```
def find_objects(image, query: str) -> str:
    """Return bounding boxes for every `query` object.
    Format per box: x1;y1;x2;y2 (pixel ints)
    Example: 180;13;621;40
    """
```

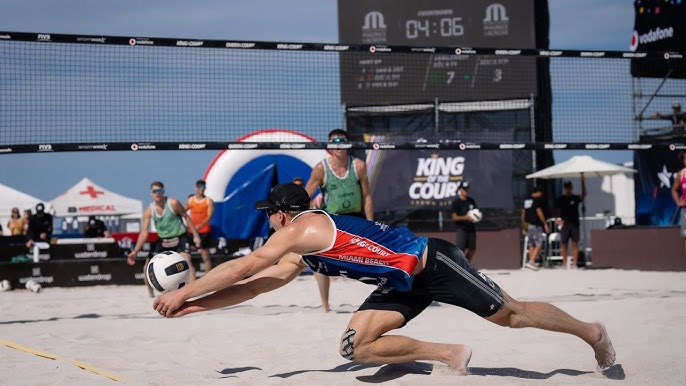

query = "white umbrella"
526;155;637;179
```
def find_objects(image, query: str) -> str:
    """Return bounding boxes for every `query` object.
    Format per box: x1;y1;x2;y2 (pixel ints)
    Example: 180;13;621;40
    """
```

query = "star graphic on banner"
656;165;673;188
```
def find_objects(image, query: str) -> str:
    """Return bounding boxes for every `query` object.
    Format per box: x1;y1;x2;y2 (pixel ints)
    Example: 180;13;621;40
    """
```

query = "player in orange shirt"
186;179;215;273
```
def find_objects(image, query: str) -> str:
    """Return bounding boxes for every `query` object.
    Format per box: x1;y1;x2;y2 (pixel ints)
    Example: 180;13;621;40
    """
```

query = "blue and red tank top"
294;210;428;291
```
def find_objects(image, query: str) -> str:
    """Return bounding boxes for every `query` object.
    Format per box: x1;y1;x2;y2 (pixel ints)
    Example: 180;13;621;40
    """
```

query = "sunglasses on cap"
196;183;206;188
151;188;165;194
329;137;348;143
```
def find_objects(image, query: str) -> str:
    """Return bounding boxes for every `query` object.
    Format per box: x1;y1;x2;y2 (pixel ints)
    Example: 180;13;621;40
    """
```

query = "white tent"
0;182;48;236
48;177;142;217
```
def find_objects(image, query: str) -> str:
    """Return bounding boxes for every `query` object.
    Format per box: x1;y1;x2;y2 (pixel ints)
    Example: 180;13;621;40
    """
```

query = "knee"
339;328;357;361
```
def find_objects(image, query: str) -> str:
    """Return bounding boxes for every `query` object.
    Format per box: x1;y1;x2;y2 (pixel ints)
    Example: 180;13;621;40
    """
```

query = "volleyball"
468;208;483;223
146;251;190;294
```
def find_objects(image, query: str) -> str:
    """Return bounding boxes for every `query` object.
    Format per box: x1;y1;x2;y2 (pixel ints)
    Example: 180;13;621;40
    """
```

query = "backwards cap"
254;183;311;211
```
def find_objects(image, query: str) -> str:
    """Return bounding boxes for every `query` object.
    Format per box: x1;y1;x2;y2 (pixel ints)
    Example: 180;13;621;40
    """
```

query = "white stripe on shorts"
435;251;504;304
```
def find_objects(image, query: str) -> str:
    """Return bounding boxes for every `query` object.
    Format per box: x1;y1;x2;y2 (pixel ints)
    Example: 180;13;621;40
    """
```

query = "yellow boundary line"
0;338;125;383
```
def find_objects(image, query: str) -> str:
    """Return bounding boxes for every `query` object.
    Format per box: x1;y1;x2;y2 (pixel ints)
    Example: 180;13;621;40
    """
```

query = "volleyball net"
1;30;685;154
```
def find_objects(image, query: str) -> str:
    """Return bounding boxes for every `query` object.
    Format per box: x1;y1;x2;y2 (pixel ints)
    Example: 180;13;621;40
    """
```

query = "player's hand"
153;291;186;318
193;235;201;248
126;251;137;266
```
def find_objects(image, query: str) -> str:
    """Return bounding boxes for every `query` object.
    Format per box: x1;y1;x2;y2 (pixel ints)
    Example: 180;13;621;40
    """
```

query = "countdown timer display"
338;0;538;106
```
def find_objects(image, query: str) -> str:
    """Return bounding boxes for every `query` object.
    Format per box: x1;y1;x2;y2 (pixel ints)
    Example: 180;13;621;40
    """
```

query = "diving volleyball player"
153;183;616;373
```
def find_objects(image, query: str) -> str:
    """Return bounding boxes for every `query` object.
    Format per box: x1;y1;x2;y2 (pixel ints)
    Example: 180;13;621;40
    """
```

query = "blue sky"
0;0;636;206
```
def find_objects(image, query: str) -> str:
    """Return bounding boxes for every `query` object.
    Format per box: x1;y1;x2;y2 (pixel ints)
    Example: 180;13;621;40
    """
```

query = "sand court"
2;269;685;385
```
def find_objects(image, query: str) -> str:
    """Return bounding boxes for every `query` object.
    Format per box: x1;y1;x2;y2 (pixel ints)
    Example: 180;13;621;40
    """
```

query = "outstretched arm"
168;253;306;317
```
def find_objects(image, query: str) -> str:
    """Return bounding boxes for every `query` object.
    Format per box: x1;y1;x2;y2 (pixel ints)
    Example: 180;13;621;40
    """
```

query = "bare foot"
444;344;472;375
592;322;616;370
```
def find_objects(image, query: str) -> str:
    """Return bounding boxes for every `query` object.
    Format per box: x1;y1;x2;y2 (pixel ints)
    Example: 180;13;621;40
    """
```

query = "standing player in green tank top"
305;129;374;312
127;181;201;297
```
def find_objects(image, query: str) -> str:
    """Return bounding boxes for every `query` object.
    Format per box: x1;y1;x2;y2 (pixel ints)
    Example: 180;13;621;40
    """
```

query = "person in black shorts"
554;176;586;269
450;181;479;261
521;187;550;270
154;183;616;373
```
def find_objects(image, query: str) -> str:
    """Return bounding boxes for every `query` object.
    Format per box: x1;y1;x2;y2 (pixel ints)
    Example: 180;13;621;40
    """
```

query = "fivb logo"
483;3;509;37
361;11;387;43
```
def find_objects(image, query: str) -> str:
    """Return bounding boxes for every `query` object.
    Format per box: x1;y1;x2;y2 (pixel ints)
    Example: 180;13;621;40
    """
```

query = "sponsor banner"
0;141;682;155
371;148;514;211
0;256;233;288
630;2;686;78
634;147;684;226
0;242;123;262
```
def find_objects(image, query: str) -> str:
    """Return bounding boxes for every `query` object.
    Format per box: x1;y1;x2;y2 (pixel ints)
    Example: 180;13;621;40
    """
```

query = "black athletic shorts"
153;233;192;254
455;228;477;250
195;232;212;249
357;238;504;325
559;222;580;243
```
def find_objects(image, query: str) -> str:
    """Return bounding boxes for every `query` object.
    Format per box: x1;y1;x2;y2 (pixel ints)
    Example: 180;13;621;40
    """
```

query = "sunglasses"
196;184;206;189
329;137;348;143
151;189;165;194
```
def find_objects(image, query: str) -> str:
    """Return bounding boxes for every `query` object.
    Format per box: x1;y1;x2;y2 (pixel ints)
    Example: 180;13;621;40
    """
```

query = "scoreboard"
338;0;539;106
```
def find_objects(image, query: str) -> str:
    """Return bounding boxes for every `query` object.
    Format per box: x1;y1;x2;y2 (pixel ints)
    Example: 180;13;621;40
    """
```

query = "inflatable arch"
203;129;329;239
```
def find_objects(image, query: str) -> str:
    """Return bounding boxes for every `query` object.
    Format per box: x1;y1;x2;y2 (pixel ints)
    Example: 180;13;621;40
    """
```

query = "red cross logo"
80;185;104;199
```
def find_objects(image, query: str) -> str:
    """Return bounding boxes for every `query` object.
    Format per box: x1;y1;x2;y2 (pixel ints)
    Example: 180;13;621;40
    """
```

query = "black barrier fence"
0;256;232;290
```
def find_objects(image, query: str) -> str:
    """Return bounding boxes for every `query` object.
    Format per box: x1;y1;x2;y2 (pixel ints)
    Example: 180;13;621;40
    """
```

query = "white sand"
2;269;686;385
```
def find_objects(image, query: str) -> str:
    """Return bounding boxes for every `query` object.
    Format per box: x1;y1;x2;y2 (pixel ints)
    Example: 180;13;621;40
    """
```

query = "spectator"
26;203;53;248
186;179;215;273
127;181;201;297
304;129;374;312
84;215;110;238
21;209;31;235
671;151;686;255
6;207;24;236
654;102;685;133
521;187;550;270
450;182;479;262
554;176;587;269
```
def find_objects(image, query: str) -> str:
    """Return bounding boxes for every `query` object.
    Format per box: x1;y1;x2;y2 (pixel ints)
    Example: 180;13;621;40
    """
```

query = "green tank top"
152;199;186;239
321;156;363;214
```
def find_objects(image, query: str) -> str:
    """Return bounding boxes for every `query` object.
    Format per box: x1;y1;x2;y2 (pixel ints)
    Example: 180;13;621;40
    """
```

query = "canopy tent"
0;182;49;235
526;155;637;180
48;177;142;217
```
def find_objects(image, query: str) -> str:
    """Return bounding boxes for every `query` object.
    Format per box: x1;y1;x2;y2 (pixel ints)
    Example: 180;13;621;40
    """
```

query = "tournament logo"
408;154;465;206
483;3;509;37
361;11;387;44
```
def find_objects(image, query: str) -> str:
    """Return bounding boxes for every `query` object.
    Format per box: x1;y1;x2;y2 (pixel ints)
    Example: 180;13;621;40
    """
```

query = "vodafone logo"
630;31;638;52
131;143;139;151
129;38;136;46
369;46;376;53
